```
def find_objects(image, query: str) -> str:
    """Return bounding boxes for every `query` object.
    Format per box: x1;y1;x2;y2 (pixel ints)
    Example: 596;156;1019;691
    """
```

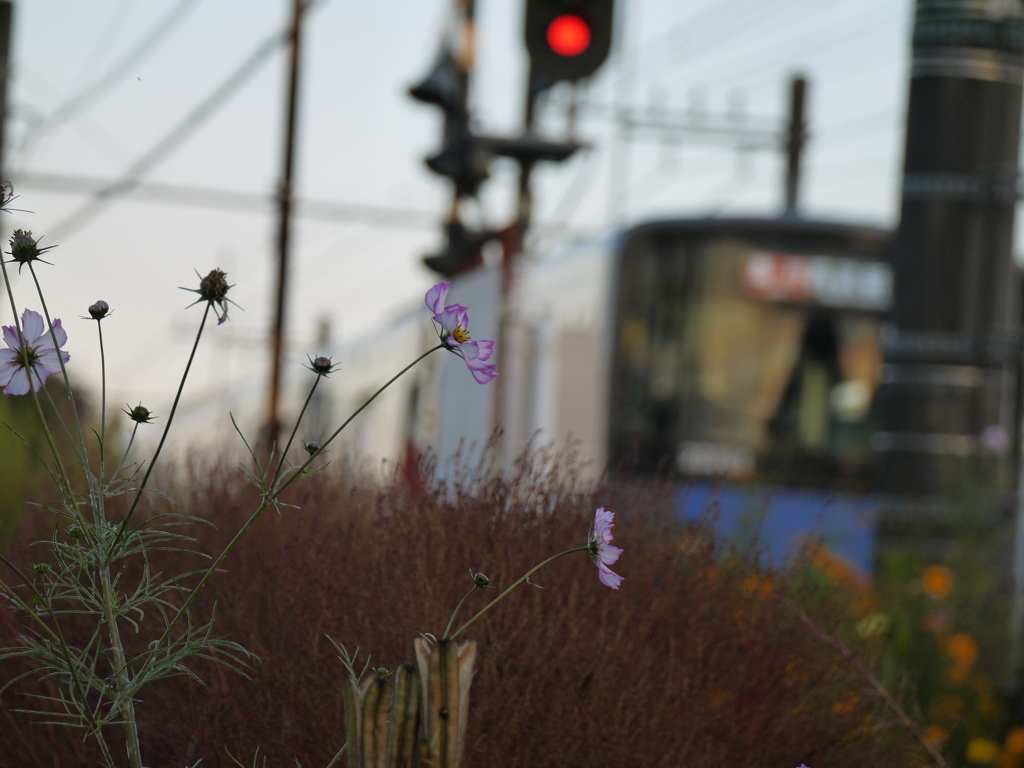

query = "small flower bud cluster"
181;268;236;325
9;230;37;262
123;403;156;424
306;354;339;377
7;229;56;272
198;269;231;304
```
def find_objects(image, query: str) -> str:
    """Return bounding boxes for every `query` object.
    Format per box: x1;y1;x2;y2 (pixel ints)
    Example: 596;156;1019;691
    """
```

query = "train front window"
611;232;890;490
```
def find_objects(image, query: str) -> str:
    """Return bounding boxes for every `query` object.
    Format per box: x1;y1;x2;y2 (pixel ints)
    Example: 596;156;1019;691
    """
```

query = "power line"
668;0;900;94
18;0;203;158
625;0;794;79
47;0;332;242
14;171;439;229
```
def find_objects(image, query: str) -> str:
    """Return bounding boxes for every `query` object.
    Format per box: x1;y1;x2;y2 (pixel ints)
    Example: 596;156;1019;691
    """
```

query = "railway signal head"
408;48;490;198
408;49;464;113
525;0;615;84
423;220;493;277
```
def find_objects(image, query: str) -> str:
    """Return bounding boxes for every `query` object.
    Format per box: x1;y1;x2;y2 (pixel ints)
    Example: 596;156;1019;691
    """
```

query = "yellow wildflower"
966;737;999;764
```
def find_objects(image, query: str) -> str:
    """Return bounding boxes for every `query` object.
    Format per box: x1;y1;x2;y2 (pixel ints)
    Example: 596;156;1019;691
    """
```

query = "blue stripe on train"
676;479;878;574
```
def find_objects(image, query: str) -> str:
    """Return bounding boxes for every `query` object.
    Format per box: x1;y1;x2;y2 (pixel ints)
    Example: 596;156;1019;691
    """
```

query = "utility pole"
0;1;11;183
783;75;806;215
493;71;542;443
264;0;305;447
875;0;1024;500
0;2;13;327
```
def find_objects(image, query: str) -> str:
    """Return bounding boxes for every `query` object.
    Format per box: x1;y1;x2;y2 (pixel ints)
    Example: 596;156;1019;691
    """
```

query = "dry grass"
0;449;928;768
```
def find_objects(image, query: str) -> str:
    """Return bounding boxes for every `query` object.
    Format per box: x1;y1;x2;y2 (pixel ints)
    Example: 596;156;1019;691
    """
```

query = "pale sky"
3;0;912;450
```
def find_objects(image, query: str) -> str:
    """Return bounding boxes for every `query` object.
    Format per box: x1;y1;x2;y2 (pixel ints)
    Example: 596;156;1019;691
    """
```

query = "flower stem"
98;563;143;768
119;303;211;533
0;256;73;497
270;374;320;487
272;343;445;497
0;554;86;703
154;497;269;651
449;547;588;640
106;423;139;489
97;319;107;482
29;263;86;456
158;344;444;648
442;584;479;640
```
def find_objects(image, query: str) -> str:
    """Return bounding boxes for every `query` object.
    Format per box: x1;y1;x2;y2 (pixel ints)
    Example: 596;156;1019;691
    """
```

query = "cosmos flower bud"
304;441;321;455
32;563;50;574
10;230;37;261
470;571;491;588
181;268;236;324
198;269;230;303
123;403;156;424
310;356;334;375
67;525;83;538
88;300;110;320
8;229;56;272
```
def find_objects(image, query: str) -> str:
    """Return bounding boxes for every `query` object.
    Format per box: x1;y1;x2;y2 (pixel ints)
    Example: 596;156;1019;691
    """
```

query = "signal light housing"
525;0;614;84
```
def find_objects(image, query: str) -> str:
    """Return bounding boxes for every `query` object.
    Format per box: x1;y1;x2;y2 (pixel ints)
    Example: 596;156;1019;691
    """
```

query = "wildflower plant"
0;189;622;768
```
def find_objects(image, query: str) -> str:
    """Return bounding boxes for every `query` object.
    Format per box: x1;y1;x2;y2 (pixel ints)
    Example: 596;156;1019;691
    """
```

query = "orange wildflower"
742;574;775;599
832;693;859;715
930;694;965;719
922;564;954;599
947;633;979;669
1005;726;1024;756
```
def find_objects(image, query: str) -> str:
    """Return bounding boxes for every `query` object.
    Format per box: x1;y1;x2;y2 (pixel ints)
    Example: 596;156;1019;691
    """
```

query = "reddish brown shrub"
0;453;928;768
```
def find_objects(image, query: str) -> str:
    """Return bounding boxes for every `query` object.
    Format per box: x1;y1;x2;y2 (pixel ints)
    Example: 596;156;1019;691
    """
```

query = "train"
331;214;895;571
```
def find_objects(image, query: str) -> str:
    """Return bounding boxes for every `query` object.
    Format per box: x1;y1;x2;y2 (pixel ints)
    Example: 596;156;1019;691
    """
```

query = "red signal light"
546;14;591;57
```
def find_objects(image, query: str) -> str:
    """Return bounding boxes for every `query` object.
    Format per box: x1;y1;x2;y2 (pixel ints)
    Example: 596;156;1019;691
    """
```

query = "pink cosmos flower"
425;281;499;385
424;281;451;316
0;309;70;395
588;507;623;589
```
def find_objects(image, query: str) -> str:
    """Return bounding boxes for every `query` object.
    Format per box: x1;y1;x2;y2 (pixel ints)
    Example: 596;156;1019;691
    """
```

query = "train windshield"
609;226;892;491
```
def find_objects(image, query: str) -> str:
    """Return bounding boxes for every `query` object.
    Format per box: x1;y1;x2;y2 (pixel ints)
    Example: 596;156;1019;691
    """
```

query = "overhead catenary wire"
666;0;903;95
18;0;204;160
13;171;440;229
47;0;333;242
621;0;795;81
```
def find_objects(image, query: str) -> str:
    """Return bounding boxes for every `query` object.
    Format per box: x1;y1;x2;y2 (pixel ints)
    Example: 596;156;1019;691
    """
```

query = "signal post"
409;0;614;458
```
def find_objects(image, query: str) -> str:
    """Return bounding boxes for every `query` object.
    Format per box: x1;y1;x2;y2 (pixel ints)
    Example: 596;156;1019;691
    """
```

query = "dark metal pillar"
875;0;1024;500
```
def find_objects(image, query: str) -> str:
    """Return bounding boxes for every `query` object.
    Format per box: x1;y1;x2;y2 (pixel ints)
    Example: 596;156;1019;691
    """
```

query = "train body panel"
335;215;898;570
